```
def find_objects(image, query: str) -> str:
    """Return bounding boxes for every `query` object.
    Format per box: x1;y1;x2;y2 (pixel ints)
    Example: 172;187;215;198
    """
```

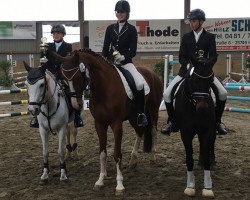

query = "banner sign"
89;20;181;52
204;18;250;51
0;21;36;39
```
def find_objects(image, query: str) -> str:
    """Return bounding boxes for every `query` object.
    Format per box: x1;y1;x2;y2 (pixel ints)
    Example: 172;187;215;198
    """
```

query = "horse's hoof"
60;177;68;182
39;178;48;185
94;184;104;190
184;187;195;196
115;188;125;196
202;189;214;198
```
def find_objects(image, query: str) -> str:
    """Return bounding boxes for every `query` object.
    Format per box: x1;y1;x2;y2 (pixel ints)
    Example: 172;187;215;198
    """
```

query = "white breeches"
122;63;144;91
163;75;227;103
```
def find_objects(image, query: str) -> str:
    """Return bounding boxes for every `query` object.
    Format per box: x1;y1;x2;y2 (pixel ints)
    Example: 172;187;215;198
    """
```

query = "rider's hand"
114;54;125;63
198;57;209;67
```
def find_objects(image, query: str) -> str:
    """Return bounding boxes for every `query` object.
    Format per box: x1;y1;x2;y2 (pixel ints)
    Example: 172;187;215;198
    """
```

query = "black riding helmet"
187;9;206;21
115;0;130;19
51;24;66;36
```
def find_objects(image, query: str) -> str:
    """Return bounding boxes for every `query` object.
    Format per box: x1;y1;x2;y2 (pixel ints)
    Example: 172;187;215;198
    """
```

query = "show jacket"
102;21;138;65
45;41;72;75
178;29;217;77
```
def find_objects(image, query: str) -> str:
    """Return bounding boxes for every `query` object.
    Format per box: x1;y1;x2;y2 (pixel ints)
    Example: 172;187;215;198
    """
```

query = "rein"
184;70;214;106
61;66;80;81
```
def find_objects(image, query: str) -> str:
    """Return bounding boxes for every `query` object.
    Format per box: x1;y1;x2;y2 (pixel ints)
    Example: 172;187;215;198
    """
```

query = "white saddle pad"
114;66;150;99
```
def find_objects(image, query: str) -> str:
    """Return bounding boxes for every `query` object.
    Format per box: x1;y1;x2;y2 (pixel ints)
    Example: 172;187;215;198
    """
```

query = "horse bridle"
61;63;89;98
28;76;48;107
185;69;214;105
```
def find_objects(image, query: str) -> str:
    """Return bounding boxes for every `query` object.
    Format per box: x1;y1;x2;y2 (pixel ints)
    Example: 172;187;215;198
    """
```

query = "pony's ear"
23;61;31;72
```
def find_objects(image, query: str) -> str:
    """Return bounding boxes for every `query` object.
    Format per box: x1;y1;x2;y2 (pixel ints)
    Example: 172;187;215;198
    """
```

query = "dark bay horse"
54;49;163;193
174;56;216;198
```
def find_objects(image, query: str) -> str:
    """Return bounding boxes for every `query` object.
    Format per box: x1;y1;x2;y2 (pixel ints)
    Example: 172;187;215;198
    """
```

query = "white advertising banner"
204;18;250;51
89;20;181;52
0;21;36;39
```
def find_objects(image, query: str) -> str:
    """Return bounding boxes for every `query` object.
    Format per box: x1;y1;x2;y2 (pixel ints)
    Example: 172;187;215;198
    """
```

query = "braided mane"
78;48;114;67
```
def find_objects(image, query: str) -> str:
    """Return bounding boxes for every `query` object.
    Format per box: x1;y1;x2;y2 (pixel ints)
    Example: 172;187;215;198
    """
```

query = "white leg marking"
202;170;214;198
116;160;125;192
129;136;141;167
95;151;107;187
184;171;196;196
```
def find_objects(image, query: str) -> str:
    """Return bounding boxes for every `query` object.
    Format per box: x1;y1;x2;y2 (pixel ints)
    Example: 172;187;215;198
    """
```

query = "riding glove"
114;54;125;63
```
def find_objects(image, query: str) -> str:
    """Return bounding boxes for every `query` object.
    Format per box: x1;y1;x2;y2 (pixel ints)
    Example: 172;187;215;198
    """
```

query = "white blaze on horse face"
68;81;80;110
26;79;45;115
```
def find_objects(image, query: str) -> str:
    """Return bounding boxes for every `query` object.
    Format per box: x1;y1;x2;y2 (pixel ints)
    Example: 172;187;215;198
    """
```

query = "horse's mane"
78;48;114;68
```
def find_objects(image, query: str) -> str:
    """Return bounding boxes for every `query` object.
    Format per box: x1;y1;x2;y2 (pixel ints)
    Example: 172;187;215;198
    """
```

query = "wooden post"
78;0;84;49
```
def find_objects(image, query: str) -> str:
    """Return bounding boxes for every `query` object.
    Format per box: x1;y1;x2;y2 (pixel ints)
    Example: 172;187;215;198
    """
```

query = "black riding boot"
74;110;83;128
215;100;227;135
161;102;179;135
135;88;148;127
30;116;39;128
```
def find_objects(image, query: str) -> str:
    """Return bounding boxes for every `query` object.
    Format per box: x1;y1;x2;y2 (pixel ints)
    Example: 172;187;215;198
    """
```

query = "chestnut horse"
54;49;163;193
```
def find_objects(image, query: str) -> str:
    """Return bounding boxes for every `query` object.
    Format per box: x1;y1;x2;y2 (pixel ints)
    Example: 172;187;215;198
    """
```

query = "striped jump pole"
227;96;250;101
224;86;250;91
0;100;28;106
0;89;27;95
0;111;30;118
225;107;250;113
224;83;250;86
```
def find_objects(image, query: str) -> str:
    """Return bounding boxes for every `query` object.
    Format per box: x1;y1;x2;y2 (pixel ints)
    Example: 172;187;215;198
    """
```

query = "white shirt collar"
193;28;204;42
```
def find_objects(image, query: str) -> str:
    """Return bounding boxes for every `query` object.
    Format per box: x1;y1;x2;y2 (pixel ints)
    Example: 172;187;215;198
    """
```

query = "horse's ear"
189;55;198;66
52;52;65;62
23;61;31;72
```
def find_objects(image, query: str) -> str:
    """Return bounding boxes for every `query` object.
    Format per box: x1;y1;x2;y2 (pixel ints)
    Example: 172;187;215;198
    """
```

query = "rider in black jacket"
102;0;148;127
30;24;83;128
161;9;228;135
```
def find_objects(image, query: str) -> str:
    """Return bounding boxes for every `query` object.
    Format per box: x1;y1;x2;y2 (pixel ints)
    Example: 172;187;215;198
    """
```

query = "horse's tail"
143;110;153;153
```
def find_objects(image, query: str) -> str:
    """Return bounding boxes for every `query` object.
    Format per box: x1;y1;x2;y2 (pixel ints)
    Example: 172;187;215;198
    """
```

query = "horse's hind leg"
129;134;142;168
40;129;49;183
58;127;68;181
66;122;78;159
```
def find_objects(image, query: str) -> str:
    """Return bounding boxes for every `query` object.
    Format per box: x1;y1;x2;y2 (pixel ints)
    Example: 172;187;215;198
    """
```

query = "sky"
1;0;249;42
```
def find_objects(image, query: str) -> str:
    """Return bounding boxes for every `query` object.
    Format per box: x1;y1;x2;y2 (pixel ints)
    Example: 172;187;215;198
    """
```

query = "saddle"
116;65;137;97
114;64;150;99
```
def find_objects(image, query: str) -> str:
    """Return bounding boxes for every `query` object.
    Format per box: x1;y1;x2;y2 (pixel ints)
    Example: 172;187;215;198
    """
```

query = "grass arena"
0;83;249;199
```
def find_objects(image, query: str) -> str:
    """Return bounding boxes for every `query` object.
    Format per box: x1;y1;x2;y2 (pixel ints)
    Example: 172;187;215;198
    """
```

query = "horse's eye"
40;83;44;88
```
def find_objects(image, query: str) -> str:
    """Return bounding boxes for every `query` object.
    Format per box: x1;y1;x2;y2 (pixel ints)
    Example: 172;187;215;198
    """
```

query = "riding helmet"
187;9;206;21
51;24;66;36
115;0;130;13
